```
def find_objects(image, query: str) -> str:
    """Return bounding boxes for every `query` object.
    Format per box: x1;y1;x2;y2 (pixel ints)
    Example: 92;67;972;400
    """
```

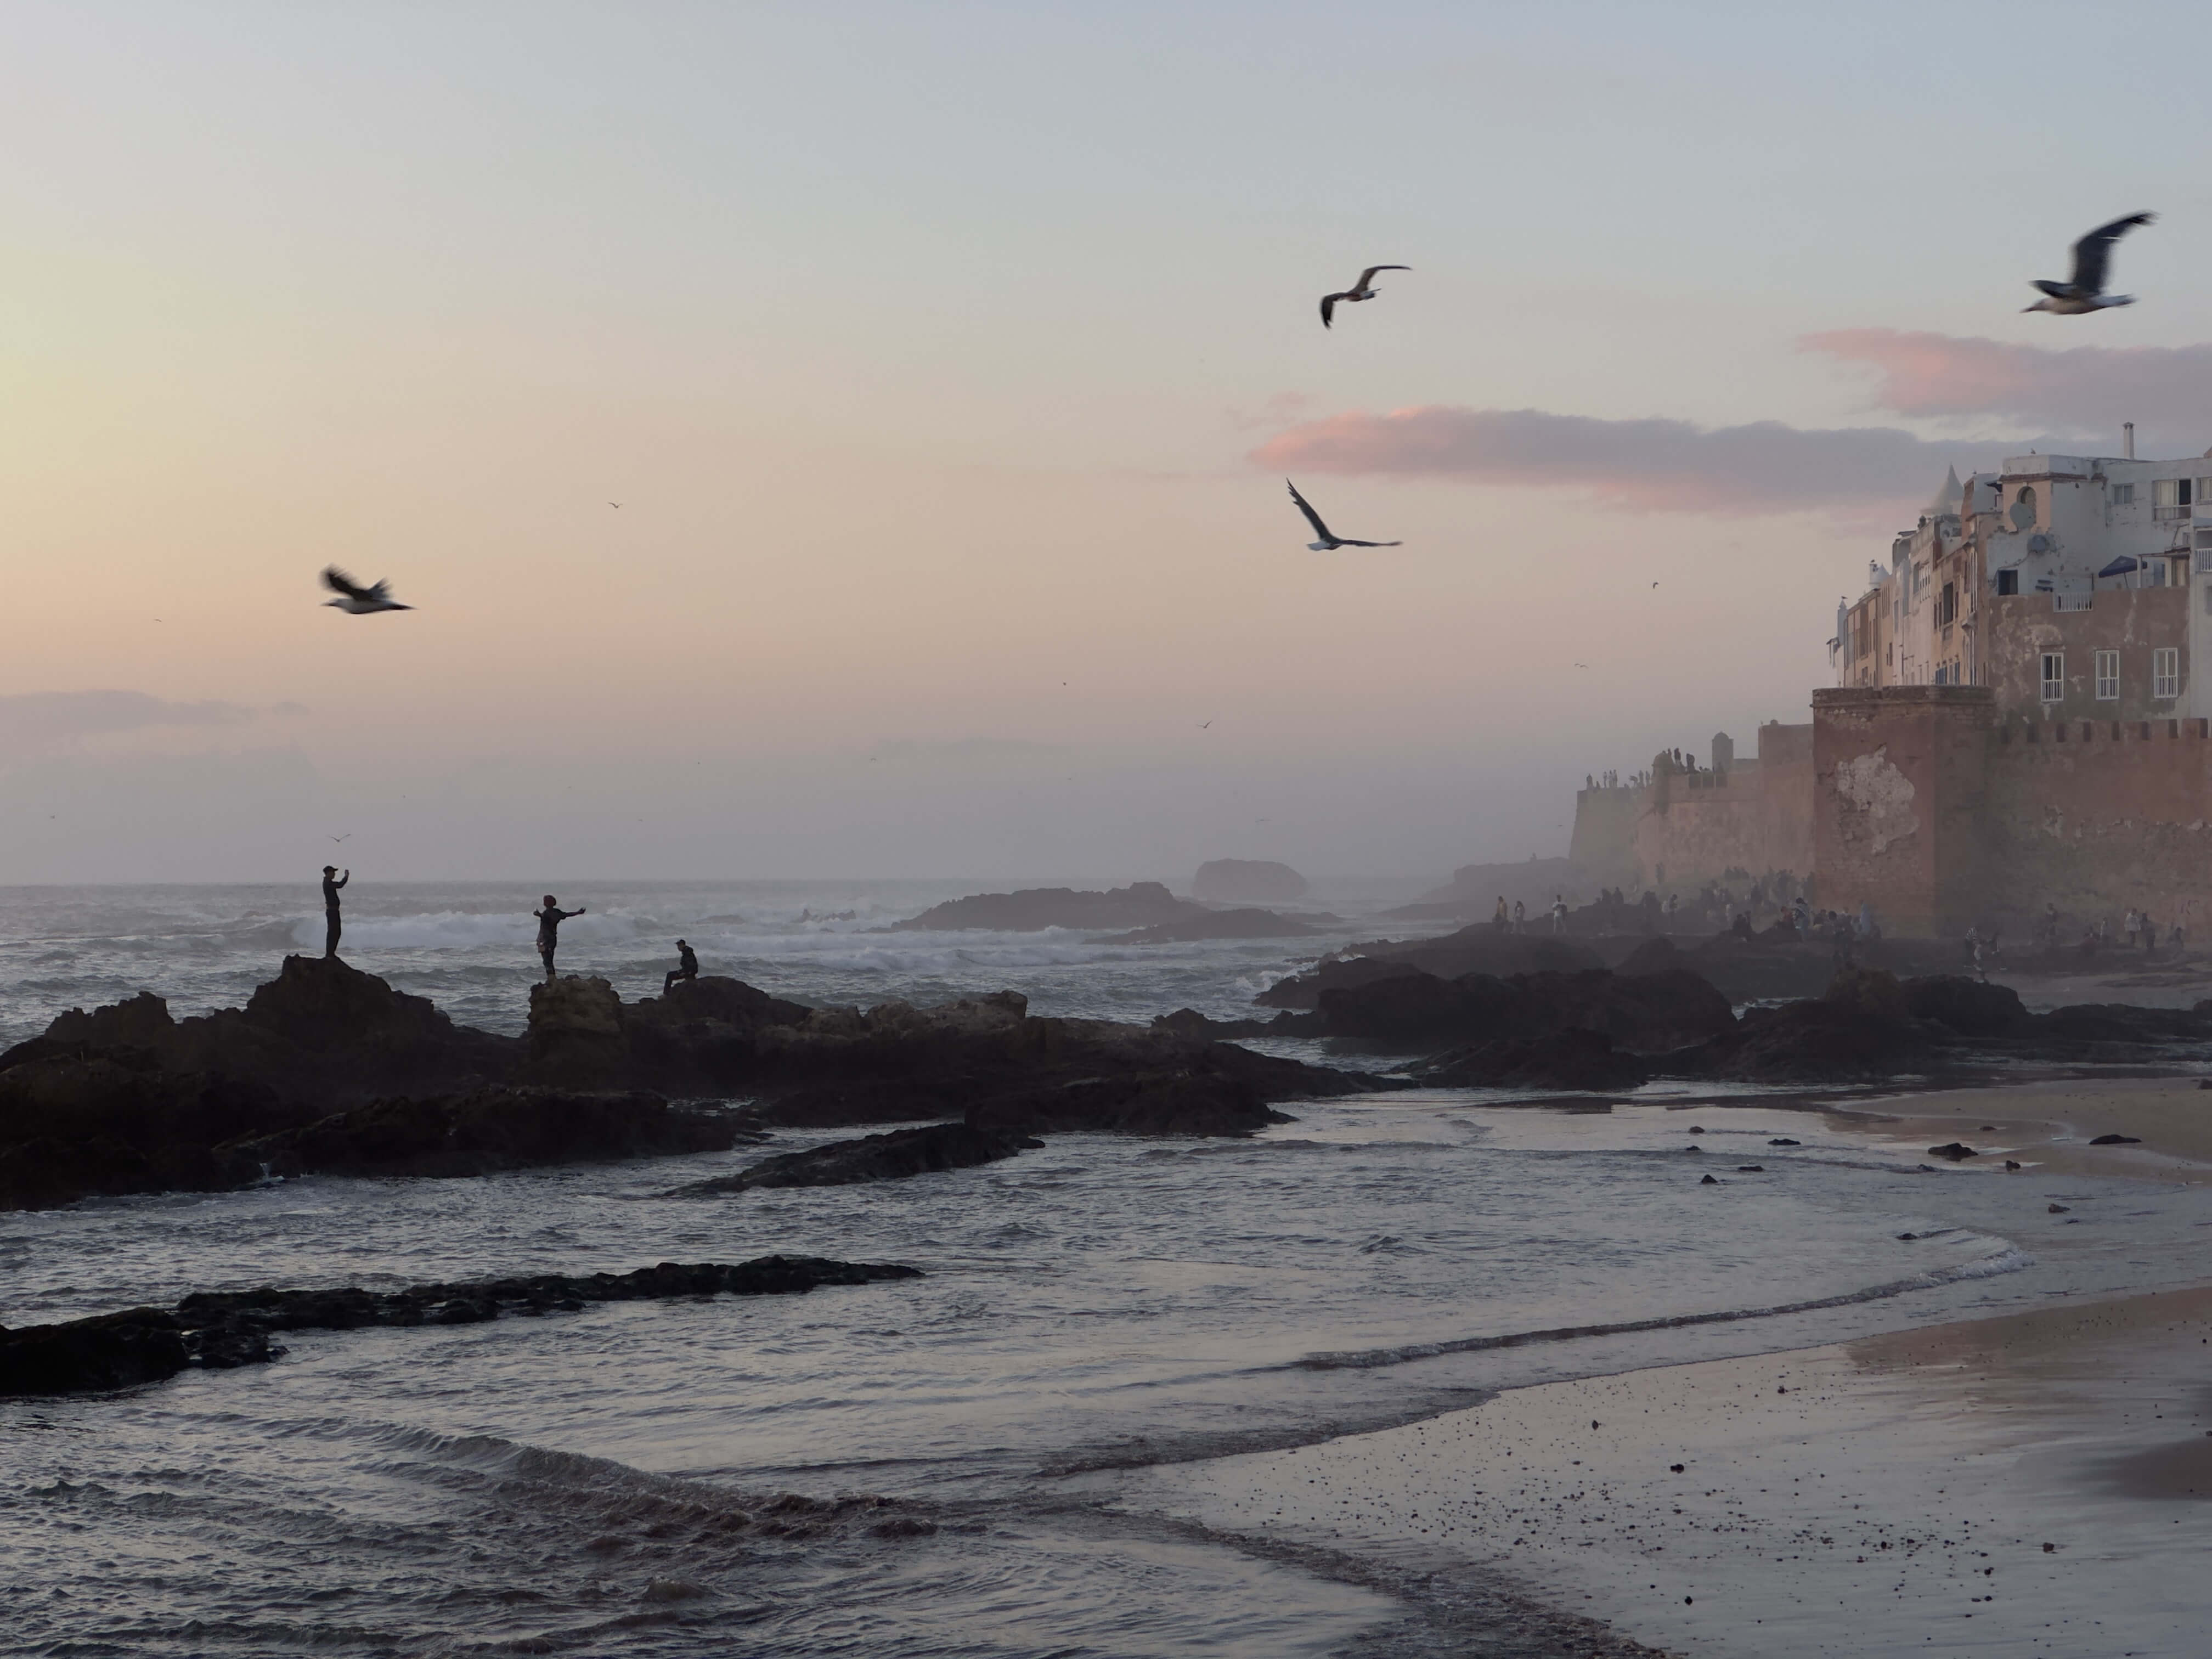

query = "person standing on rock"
534;895;585;981
663;938;698;994
321;865;349;958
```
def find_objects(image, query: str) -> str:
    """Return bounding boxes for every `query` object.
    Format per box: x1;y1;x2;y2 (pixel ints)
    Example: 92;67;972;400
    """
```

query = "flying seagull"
1286;479;1400;550
1319;264;1409;328
2025;213;2155;313
321;566;413;614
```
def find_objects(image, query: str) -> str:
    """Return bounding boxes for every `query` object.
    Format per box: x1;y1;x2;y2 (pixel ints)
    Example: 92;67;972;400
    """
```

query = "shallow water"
7;885;2211;1654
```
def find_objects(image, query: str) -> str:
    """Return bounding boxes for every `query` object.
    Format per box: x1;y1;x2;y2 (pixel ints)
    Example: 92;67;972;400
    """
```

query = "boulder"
889;883;1199;933
1256;930;1604;1008
1191;860;1310;904
1901;976;2033;1039
664;1121;1042;1195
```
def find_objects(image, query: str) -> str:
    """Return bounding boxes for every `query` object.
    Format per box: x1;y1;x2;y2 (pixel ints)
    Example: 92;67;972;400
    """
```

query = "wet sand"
1121;1282;2212;1655
1104;1085;2212;1656
1824;1074;2212;1183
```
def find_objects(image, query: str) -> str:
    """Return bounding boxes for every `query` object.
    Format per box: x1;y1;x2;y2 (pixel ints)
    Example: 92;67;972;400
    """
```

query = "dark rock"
1256;931;1604;1009
1700;1173;1718;1184
0;1307;190;1396
1901;977;2034;1040
3;1256;922;1398
889;883;1197;933
2089;1133;2142;1146
2004;1159;2022;1170
1415;1029;1651;1092
1104;908;1321;945
664;1122;1041;1196
1191;860;1308;904
1664;972;1933;1083
221;1087;744;1181
2049;1203;2071;1213
1302;965;1733;1054
1768;1138;1800;1146
1735;1165;1765;1172
1927;1142;1978;1160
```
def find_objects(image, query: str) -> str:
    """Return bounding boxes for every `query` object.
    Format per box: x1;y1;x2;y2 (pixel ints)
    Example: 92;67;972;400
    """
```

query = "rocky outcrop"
1414;1029;1652;1092
1307;966;1735;1053
1667;968;1934;1082
1256;929;1604;1008
889;882;1198;933
1104;907;1322;945
32;955;521;1098
222;1086;751;1181
664;1122;1041;1196
1190;860;1309;904
0;1256;923;1398
0;969;1408;1211
747;990;1374;1136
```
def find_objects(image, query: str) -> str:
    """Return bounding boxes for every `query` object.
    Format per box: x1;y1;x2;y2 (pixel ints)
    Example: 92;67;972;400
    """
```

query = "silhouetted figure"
663;939;698;995
321;865;349;958
534;895;585;981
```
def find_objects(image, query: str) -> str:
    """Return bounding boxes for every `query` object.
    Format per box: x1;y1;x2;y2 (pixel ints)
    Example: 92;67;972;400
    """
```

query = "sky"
9;0;2212;884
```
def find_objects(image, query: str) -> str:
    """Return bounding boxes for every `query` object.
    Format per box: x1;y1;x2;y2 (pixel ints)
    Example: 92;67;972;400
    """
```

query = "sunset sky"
10;0;2212;883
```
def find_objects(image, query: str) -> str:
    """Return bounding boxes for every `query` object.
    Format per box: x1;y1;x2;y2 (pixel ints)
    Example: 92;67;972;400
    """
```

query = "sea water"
4;882;2206;1656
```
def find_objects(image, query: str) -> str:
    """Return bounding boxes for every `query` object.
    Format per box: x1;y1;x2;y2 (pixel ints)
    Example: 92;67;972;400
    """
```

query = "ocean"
5;881;2207;1656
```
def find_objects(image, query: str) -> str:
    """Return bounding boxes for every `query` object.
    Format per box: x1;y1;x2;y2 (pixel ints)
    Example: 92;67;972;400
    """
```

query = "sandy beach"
1099;1084;2212;1657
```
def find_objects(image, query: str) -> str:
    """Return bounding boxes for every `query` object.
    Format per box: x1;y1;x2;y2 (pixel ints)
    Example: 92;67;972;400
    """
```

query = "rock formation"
0;1256;922;1398
663;1121;1042;1195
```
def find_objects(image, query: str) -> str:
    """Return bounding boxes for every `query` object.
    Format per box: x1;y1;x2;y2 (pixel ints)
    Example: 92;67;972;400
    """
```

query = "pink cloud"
1250;405;2000;516
1803;329;2212;437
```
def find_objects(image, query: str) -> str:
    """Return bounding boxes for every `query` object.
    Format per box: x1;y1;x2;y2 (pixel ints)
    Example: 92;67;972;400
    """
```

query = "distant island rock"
888;882;1199;933
1191;860;1308;904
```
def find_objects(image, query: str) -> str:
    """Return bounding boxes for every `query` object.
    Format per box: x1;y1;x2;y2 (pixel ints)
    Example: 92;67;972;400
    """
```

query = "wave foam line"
1293;1243;2033;1371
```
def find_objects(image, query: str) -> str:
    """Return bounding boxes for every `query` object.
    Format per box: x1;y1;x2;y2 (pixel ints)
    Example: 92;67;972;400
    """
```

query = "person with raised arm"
534;895;586;981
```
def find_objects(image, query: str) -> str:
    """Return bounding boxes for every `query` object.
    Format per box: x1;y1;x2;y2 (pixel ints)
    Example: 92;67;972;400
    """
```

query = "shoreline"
1099;1086;2212;1656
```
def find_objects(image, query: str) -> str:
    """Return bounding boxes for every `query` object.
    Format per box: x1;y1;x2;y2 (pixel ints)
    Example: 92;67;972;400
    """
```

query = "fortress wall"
1812;687;1990;938
1979;715;2212;929
1570;784;1640;879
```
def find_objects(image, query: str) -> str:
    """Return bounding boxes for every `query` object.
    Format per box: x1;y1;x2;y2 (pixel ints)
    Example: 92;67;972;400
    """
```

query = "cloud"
1803;329;2212;437
1249;405;2002;515
0;690;256;754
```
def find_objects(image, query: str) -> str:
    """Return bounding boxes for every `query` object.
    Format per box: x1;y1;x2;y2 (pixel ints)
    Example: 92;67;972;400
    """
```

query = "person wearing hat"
663;939;699;995
321;864;349;958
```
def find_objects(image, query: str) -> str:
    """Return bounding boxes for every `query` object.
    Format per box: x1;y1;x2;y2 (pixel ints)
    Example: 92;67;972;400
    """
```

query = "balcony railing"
2054;594;2094;611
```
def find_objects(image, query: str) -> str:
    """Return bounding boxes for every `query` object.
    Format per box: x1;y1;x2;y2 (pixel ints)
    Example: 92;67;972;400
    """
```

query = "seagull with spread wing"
1286;479;1401;550
2025;213;2155;314
1319;264;1409;328
321;567;413;614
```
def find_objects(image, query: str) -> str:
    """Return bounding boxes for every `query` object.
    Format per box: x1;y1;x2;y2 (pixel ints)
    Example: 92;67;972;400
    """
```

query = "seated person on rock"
664;938;699;995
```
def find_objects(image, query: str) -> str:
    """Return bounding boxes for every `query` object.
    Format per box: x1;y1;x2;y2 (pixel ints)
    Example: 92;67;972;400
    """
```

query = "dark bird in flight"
329;833;351;844
609;501;622;507
1286;479;1401;550
1198;720;1214;729
2025;213;2155;313
1320;265;1409;328
321;567;412;614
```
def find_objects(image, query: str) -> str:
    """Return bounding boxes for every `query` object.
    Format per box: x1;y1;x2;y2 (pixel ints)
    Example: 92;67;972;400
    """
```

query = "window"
1938;580;1957;627
2041;653;2065;702
2156;478;2194;520
2095;650;2119;700
1996;568;2019;596
2112;483;2136;506
2198;477;2212;507
2155;647;2181;701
